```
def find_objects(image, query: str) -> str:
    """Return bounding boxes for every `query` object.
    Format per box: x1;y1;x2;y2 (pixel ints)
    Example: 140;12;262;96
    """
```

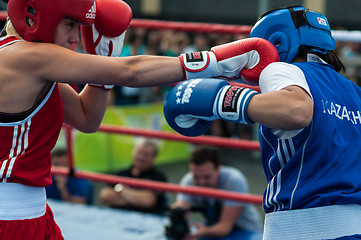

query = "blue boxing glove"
163;78;258;137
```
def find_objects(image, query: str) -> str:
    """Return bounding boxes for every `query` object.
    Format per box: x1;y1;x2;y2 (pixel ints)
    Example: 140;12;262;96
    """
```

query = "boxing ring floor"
48;199;169;240
48;198;264;240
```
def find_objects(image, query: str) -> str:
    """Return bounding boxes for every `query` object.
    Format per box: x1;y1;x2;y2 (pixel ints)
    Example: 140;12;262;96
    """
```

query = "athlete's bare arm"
58;84;110;132
0;40;183;131
247;85;313;130
23;41;184;87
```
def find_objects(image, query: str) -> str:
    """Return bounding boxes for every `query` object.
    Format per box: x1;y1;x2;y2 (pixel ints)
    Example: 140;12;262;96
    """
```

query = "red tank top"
0;36;63;187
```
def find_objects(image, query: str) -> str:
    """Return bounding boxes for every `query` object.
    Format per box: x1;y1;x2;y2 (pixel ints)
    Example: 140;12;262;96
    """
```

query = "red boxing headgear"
7;0;96;43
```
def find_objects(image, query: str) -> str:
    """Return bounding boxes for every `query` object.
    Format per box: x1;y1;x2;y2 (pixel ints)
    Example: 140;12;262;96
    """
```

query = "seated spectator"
172;146;263;240
100;138;168;214
46;148;93;204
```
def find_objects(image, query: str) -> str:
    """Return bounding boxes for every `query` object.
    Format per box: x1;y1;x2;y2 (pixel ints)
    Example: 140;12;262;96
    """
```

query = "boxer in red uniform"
0;0;278;238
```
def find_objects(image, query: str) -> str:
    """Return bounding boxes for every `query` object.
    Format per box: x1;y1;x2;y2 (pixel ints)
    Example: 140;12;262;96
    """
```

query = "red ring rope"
0;11;6;21
64;124;75;175
52;166;263;205
129;19;253;34
229;81;260;92
98;124;261;151
0;11;253;34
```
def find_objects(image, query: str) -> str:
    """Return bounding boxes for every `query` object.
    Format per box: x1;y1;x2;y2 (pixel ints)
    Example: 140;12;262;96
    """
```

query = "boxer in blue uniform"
164;5;361;239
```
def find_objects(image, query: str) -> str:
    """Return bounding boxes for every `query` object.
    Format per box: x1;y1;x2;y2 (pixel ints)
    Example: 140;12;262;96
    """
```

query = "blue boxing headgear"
250;5;335;63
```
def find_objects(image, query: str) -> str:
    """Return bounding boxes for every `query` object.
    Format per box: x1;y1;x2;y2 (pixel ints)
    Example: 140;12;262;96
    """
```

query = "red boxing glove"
179;38;280;85
95;0;132;38
81;0;132;90
81;0;132;56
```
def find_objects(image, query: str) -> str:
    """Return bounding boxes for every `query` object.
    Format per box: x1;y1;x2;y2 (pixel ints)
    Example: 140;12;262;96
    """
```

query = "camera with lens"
165;207;190;240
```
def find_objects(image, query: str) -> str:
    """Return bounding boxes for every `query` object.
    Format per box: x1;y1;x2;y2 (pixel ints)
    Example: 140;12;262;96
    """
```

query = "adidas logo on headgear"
86;2;96;19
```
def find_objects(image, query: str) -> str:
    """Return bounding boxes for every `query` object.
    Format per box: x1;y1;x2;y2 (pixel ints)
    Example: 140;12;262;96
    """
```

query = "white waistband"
263;204;361;240
0;183;46;220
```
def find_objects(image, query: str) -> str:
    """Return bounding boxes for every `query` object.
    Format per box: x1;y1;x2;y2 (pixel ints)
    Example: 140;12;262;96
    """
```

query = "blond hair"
4;19;22;39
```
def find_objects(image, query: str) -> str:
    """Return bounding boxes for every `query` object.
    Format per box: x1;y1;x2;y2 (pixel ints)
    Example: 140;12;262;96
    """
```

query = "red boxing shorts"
0;204;64;240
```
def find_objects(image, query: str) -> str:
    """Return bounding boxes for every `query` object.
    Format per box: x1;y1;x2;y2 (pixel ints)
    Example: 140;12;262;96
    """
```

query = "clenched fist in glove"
179;38;279;85
81;0;132;89
163;78;258;137
81;0;132;56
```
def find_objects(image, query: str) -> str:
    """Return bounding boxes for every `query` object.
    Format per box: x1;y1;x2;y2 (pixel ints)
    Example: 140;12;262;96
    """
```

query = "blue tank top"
260;61;361;213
